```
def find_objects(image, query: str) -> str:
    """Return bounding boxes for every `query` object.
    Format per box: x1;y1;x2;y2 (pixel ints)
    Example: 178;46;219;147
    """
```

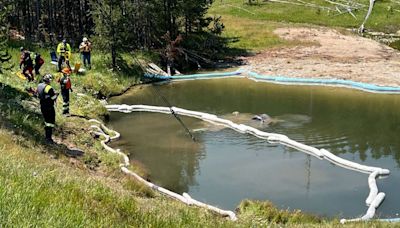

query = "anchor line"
151;85;196;142
131;55;196;142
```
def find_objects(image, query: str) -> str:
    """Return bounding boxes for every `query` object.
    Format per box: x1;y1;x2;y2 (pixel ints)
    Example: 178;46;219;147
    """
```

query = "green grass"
0;42;151;120
215;15;316;51
237;200;324;225
210;0;400;32
4;40;147;98
209;0;400;51
0;129;234;227
218;15;288;51
389;39;400;50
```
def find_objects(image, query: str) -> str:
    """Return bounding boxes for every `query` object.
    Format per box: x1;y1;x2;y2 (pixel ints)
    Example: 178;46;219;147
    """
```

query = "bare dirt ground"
243;27;400;87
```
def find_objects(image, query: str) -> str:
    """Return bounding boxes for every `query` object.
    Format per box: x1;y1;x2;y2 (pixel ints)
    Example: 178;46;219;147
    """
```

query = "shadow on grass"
389;40;400;51
116;54;143;78
0;82;84;158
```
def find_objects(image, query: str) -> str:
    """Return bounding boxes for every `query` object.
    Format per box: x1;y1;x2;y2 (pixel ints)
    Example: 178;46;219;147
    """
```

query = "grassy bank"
0;128;234;227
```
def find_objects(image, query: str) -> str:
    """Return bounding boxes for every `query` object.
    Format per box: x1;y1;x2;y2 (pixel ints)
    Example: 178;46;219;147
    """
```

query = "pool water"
108;78;400;218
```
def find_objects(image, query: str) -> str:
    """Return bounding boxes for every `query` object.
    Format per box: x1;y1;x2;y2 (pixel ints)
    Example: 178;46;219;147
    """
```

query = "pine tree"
0;2;12;74
91;0;124;69
4;0;225;70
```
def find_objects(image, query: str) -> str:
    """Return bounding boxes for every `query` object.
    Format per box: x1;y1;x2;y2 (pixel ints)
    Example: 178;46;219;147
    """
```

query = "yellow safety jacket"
37;83;57;107
57;42;72;59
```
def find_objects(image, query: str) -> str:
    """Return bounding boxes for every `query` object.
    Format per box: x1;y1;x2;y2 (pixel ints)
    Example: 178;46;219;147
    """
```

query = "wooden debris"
359;0;375;33
147;63;168;76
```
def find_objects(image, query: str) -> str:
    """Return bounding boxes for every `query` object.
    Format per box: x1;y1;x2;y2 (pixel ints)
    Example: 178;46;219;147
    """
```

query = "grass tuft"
237;200;324;226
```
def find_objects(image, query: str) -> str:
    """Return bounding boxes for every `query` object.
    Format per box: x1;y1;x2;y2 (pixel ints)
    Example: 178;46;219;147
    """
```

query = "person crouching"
58;68;73;116
20;48;34;81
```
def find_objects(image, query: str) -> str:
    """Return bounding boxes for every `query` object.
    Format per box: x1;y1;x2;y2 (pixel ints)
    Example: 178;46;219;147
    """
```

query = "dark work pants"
40;105;55;140
58;55;71;72
23;66;34;81
82;52;91;69
61;89;70;114
34;64;42;75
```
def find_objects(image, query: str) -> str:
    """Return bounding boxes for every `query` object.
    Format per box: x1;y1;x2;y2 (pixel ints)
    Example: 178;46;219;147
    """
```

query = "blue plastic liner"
249;72;400;93
144;71;400;94
144;71;242;80
378;218;400;222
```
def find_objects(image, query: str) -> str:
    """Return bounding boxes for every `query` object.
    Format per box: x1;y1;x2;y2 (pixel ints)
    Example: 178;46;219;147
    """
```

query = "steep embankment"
0;127;236;227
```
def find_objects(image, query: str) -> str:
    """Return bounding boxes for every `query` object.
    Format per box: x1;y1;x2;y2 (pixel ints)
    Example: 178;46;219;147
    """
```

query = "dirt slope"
244;27;400;87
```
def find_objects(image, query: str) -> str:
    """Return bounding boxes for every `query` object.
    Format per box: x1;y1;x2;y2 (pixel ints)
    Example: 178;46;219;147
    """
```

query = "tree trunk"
110;0;116;69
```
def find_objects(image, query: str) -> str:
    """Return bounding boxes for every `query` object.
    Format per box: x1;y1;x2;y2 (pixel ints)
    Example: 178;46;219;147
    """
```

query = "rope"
131;55;196;141
151;85;196;142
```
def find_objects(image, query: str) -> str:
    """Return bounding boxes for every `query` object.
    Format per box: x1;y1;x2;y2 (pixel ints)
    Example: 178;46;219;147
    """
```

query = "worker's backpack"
24;52;33;66
35;54;44;66
64;77;71;90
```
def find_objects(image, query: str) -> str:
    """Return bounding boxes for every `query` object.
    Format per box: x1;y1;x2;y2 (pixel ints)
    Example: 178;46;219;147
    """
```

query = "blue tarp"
144;71;400;94
50;51;57;62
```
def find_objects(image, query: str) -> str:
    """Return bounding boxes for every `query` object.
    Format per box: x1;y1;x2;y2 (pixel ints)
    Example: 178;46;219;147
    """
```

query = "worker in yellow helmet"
56;38;71;72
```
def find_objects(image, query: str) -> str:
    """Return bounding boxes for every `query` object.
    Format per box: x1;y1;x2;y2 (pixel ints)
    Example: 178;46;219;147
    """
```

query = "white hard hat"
43;74;53;82
83;37;88;42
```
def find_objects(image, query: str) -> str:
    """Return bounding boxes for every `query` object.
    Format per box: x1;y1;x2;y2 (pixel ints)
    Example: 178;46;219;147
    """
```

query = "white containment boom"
100;104;391;223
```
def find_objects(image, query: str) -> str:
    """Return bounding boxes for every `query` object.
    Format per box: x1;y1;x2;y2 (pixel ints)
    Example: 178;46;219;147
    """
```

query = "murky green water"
109;78;400;218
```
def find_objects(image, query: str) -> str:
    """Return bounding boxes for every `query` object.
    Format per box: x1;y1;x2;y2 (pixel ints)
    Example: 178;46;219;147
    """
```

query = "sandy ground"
243;27;400;87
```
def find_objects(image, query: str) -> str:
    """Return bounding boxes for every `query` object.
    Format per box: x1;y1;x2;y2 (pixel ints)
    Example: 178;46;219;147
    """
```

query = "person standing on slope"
58;68;73;116
57;38;72;72
79;37;92;70
37;74;58;143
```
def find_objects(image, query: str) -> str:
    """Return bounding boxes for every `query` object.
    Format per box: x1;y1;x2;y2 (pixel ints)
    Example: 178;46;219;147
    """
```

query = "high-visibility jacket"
79;41;92;53
37;83;57;107
57;42;72;58
59;74;72;90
